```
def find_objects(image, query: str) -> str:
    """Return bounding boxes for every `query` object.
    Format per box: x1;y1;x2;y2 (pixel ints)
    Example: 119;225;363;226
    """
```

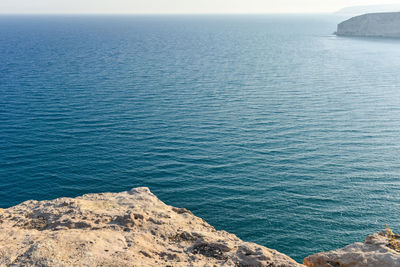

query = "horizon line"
0;12;337;16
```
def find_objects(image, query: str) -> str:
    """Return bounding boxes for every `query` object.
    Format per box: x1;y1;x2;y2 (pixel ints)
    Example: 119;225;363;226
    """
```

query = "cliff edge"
1;187;400;266
336;12;400;37
0;187;301;266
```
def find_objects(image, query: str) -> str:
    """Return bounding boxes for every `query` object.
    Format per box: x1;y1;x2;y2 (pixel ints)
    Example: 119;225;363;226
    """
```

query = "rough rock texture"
336;12;400;37
0;187;302;267
303;229;400;267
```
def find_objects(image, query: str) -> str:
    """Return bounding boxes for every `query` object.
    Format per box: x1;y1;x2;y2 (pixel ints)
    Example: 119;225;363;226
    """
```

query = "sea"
1;15;400;262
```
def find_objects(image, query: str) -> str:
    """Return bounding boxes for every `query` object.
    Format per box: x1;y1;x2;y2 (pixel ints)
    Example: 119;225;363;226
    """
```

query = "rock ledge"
0;187;301;266
304;229;400;267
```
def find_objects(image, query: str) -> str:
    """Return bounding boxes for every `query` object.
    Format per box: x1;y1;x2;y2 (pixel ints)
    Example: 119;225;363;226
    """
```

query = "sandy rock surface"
303;229;400;267
0;187;302;267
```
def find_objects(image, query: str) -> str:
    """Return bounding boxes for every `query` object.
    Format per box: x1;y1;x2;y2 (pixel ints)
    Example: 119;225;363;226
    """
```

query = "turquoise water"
1;15;400;262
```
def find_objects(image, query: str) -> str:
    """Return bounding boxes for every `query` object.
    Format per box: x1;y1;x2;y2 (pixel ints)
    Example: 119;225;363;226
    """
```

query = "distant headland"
336;12;400;38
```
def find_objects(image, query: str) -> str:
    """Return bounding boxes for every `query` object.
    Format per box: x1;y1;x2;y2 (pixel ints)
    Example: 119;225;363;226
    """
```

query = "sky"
1;0;400;14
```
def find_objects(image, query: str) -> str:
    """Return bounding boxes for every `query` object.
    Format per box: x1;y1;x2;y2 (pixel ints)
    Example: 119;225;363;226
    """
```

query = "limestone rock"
303;229;400;267
0;187;302;267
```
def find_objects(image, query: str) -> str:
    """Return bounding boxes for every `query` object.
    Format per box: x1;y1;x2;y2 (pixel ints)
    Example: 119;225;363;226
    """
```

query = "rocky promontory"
1;187;400;266
336;12;400;37
0;187;301;266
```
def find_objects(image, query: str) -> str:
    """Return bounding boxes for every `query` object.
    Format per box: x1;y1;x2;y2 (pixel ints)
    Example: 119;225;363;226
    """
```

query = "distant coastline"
336;12;400;38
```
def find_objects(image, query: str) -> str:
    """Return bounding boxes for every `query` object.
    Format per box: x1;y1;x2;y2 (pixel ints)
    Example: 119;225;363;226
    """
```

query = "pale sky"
1;0;400;14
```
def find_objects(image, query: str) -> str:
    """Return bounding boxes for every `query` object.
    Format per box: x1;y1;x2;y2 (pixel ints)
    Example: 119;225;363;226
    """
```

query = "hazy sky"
1;0;400;14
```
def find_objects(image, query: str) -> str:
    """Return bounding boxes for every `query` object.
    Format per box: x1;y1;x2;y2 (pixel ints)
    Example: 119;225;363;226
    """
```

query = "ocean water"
1;15;400;262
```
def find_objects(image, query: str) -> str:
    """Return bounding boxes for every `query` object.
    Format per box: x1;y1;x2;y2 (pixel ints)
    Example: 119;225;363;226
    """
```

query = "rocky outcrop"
303;229;400;267
336;12;400;37
2;187;400;267
0;187;302;267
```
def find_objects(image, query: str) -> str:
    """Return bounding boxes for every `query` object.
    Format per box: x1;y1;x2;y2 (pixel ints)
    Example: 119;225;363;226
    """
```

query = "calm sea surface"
1;15;400;261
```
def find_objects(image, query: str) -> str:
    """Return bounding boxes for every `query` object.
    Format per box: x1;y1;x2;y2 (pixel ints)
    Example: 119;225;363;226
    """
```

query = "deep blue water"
2;15;400;262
